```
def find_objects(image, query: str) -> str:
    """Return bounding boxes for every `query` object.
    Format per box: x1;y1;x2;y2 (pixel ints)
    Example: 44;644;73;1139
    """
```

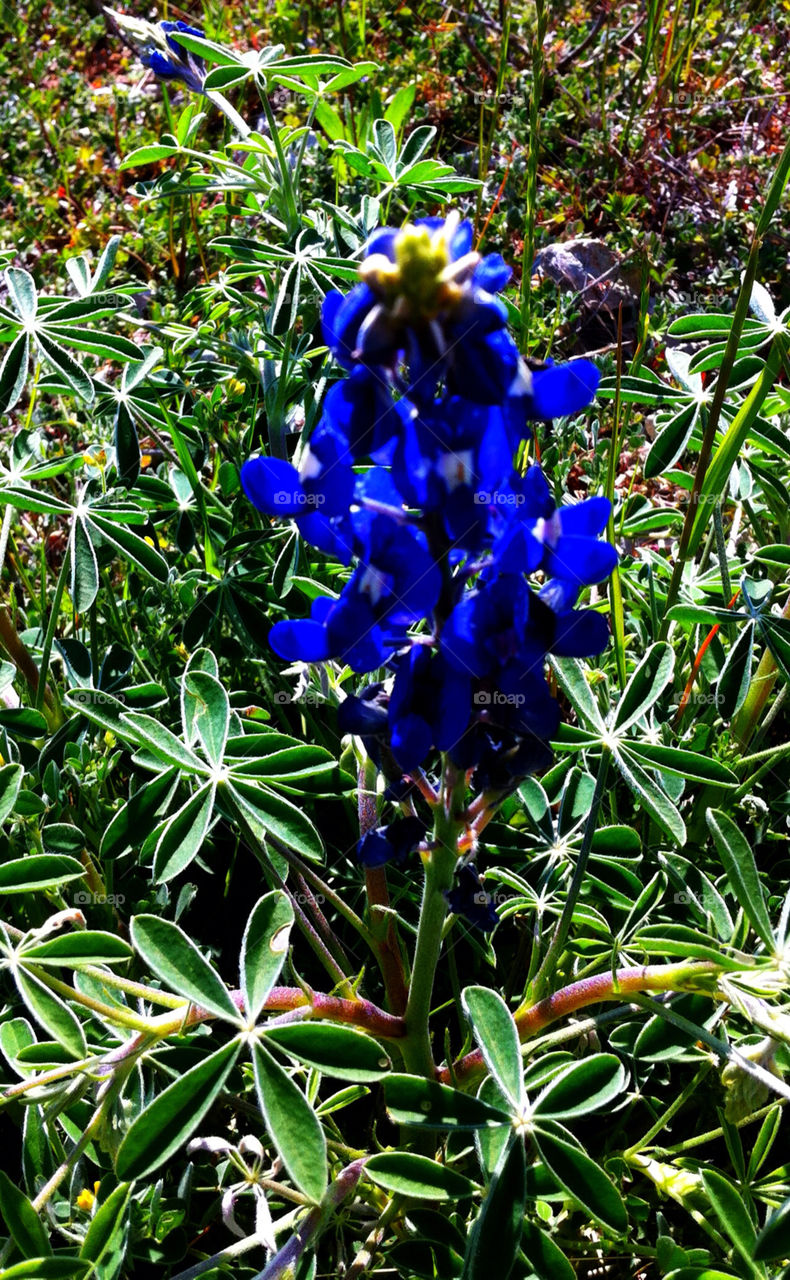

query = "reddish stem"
439;962;721;1085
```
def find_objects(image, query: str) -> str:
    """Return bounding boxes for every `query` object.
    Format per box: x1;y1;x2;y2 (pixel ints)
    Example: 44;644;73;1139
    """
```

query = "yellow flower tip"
103;731;116;748
174;643;190;661
140;454;152;468
76;1185;97;1212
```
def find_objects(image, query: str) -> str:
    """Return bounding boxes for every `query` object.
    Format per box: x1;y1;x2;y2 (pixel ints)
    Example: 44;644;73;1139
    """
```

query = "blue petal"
241;457;304;515
552;610;610;657
557;495;611;538
390;712;433;771
544;537;618;587
357;830;396;868
269;619;330;662
531;360;600;419
474;253;512;293
363;227;397;260
297;511;355;565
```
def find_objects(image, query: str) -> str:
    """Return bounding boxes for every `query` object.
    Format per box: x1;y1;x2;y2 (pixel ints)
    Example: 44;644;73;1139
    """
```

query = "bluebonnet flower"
323;213;519;407
140;21;206;94
357;817;425;868
446;864;499;931
388;647;471;771
268;517;440;673
247;211;615;817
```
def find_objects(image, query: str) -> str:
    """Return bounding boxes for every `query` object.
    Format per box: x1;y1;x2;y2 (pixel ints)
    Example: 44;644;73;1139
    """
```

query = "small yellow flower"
76;1181;100;1212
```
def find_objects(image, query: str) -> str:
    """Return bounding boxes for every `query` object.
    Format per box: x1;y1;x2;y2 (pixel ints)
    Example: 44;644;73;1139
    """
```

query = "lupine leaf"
240;892;294;1022
116;1040;240;1179
252;1041;328;1201
130;914;239;1021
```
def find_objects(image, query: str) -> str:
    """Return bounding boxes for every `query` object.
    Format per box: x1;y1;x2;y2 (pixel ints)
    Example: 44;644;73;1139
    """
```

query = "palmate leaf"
252;1041;328;1201
461;1137;525;1280
240;892;294;1023
116;1040;240;1180
130;914;240;1021
532;1119;627;1234
461;987;524;1112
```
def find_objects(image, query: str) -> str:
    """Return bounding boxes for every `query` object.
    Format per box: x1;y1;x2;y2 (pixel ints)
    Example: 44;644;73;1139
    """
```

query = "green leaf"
0;331;30;412
36;331;94;402
266;1023;391;1082
71;517;99;614
0;1262;88;1279
0;763;24;824
533;1120;627;1233
461;987;523;1111
365;1152;478;1202
532;1054;626;1120
240;892;294;1022
120;144;180;168
461;1137;525;1280
152;782;216;883
701;1168;759;1272
688;343;783;555
754;1194;790;1261
615;748;686;844
184;670;230;766
716;621;754;718
624;743;737;786
79;1181;132;1266
6;268;37;320
89;514;168;583
100;768;180;860
706;809;774;949
20;932;133;967
116;1040;240;1180
130;914;240;1021
520;1218;576;1280
613;642;674;731
252;1041;328;1201
383;1075;511;1129
0;1167;51;1258
14;969;86;1058
550;658;604;730
228;778;324;861
0;855;85;893
644;404;700;478
119;711;203;773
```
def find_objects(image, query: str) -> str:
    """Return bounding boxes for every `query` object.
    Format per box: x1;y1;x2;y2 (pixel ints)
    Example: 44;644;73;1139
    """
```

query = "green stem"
622;1061;713;1158
529;750;610;1002
35;541;71;714
731;589;790;749
400;764;465;1078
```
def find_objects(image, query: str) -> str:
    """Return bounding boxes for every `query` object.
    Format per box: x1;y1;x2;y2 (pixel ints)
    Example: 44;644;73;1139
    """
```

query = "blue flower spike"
243;210;616;920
